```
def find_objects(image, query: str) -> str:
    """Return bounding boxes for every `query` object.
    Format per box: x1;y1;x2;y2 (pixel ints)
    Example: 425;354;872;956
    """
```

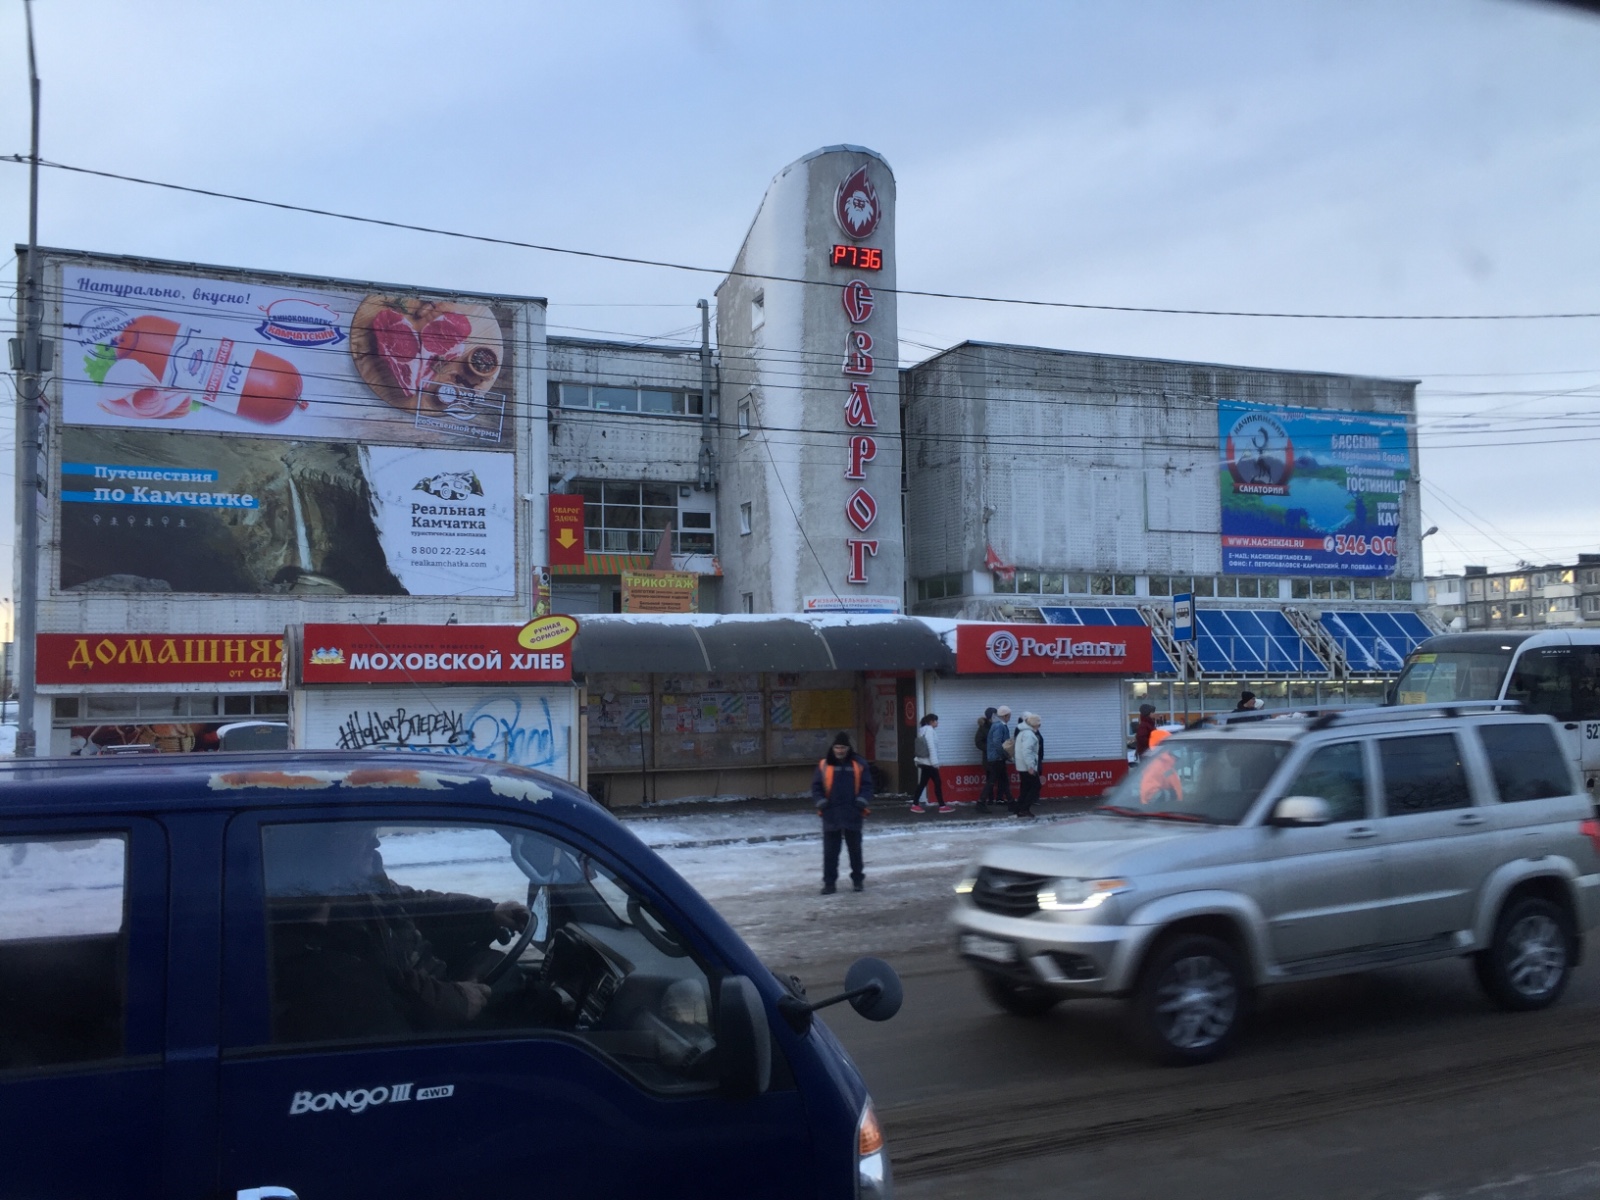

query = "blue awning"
1319;610;1432;673
1193;609;1325;675
1039;606;1176;675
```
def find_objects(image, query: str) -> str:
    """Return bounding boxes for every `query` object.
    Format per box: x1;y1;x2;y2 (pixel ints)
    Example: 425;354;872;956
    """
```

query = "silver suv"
951;705;1600;1063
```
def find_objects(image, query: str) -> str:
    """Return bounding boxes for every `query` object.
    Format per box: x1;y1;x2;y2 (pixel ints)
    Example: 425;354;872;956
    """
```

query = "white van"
1393;631;1600;791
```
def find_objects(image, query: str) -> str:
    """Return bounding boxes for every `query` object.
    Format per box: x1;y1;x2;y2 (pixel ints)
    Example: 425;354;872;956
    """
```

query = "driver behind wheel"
266;822;529;1042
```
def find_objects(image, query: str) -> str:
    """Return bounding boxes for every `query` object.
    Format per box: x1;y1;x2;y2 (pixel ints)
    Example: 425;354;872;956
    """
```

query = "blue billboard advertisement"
1218;400;1410;577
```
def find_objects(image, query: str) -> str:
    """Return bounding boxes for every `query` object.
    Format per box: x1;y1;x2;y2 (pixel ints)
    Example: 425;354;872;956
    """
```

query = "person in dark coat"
812;732;874;893
1134;703;1158;757
984;704;1014;813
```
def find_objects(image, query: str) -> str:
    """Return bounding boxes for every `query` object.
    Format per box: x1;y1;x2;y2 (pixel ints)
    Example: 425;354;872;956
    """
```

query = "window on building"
1558;569;1576;585
575;480;714;554
1509;576;1528;595
1114;574;1137;596
1148;575;1171;598
1331;580;1354;601
1393;580;1413;601
1354;580;1374;601
1584;570;1600;587
1468;603;1486;621
738;502;752;535
737;400;751;438
1017;569;1040;593
1292;579;1311;599
741;592;754;613
1548;597;1577;613
223;695;291;717
1489;603;1505;621
1468;579;1485;599
1216;577;1239;598
1510;602;1528;619
992;572;1017;594
917;573;966;602
1191;577;1216;598
1066;572;1089;594
750;290;765;332
679;510;714;554
1040;572;1064;595
1584;595;1600;616
555;383;706;418
1311;578;1332;600
1489;578;1505;597
1089;574;1113;596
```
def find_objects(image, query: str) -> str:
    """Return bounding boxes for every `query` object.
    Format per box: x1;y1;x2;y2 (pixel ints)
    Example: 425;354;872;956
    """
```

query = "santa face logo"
834;166;881;240
985;630;1020;667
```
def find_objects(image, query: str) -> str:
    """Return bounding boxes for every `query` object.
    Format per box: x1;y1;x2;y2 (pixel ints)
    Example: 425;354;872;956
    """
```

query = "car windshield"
1393;650;1514;705
1098;738;1292;825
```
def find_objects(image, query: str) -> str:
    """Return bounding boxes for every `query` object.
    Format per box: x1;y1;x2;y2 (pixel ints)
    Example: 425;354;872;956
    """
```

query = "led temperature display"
830;245;884;270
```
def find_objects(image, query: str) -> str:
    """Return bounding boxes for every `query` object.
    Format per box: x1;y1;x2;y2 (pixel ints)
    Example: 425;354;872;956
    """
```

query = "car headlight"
858;1100;891;1199
953;876;976;895
1036;878;1131;912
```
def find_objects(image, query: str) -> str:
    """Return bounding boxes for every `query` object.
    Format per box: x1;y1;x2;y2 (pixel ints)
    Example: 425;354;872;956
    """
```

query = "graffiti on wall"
313;689;568;775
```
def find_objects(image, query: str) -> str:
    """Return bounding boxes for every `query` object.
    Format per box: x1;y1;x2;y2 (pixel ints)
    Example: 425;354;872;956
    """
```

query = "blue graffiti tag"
450;694;561;771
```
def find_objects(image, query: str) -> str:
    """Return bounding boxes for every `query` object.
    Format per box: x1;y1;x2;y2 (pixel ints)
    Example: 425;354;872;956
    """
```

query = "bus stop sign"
1173;593;1194;642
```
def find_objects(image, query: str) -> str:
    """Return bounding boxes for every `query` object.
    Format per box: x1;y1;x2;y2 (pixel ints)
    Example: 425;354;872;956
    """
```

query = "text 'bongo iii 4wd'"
951;704;1600;1064
0;752;901;1200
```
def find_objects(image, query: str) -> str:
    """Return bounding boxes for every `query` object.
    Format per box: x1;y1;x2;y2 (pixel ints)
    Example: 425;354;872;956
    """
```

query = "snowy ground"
628;807;1057;970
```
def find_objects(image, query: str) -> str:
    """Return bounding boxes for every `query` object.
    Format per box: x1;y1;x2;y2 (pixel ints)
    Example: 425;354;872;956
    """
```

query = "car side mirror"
1268;795;1333;827
716;976;772;1100
776;956;904;1034
844;956;903;1022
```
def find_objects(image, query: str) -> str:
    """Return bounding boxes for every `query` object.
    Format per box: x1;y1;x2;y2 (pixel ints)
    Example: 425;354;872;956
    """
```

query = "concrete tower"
716;147;903;614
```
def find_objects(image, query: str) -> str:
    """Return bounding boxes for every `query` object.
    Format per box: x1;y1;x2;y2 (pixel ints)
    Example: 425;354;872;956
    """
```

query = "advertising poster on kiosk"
1218;400;1410;577
58;261;523;448
59;427;516;596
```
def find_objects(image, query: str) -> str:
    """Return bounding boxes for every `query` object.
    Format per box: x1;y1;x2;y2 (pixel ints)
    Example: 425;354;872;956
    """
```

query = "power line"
9;154;1600;322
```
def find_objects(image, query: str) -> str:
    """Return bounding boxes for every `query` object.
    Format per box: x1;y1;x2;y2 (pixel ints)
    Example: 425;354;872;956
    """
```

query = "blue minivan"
0;752;897;1199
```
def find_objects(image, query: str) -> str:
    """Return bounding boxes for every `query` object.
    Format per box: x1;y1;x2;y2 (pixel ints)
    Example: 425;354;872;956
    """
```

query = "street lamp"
1420;526;1440;587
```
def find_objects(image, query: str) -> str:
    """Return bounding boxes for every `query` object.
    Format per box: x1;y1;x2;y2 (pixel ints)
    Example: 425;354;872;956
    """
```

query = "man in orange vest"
812;732;874;894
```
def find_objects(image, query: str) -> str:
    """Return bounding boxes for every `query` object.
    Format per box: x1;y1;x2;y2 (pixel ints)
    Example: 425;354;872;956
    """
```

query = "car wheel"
1130;934;1245;1065
978;971;1061;1017
1474;895;1573;1012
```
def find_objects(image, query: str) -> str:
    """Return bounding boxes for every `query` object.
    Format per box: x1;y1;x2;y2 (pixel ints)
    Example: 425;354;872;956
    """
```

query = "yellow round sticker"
517;615;578;651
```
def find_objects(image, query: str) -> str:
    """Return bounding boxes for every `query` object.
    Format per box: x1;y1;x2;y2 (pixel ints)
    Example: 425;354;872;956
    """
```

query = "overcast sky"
3;0;1599;585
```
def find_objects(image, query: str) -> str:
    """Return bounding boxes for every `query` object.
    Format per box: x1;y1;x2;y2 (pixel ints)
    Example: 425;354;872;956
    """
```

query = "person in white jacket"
910;714;953;813
1013;712;1043;819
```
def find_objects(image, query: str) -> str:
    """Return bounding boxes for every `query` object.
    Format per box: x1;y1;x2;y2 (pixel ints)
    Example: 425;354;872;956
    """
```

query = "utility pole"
695;299;717;492
9;0;44;755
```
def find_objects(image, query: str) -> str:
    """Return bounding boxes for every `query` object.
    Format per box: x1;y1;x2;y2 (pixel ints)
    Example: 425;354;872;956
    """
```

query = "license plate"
960;933;1018;964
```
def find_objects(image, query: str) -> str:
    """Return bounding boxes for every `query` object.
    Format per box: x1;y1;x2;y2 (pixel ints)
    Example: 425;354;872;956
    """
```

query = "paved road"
637;801;1600;1197
815;949;1600;1199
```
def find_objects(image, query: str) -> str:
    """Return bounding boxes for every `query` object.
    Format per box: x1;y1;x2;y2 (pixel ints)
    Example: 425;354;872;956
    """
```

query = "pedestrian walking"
812;732;874;894
985;705;1014;813
974;706;998;808
910;714;953;813
1134;703;1158;757
1234;690;1263;712
1014;712;1043;818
